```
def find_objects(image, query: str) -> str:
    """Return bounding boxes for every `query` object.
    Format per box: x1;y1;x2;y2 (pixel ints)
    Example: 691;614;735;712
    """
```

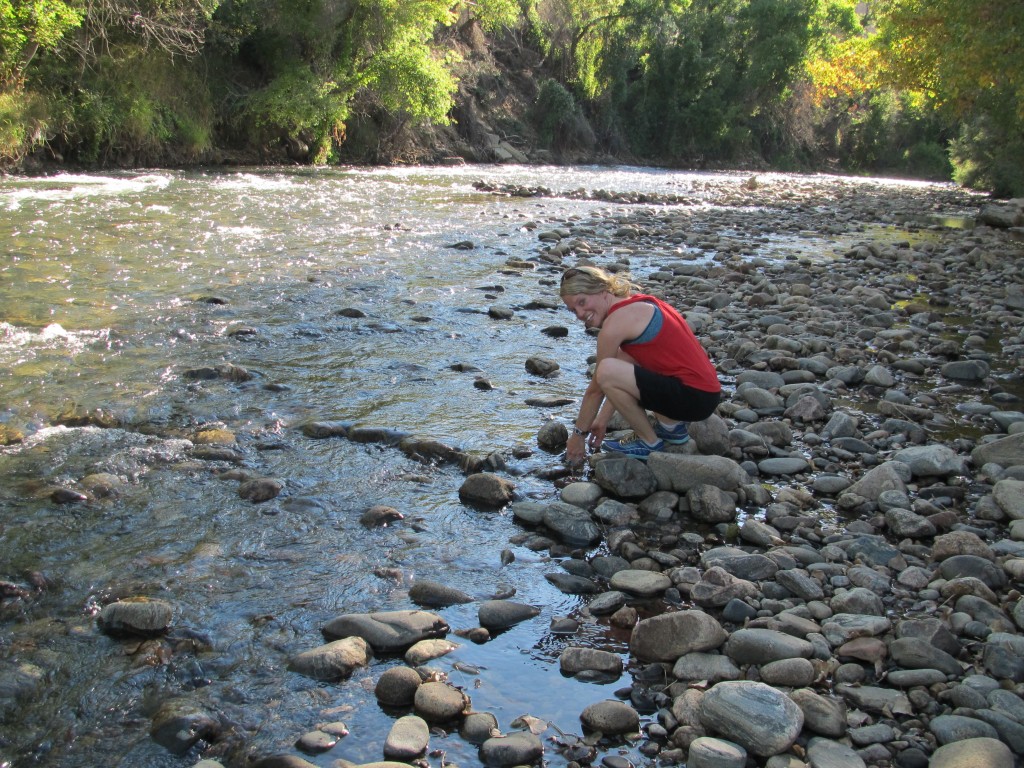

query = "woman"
559;265;720;462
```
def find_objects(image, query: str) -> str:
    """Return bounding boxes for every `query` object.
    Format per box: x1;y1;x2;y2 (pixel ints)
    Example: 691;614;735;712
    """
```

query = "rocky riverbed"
291;186;1024;768
4;173;1024;768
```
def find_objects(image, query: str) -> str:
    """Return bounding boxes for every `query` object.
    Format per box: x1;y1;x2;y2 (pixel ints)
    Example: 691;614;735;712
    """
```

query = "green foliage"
601;0;815;163
54;51;214;164
0;0;82;82
0;86;48;160
241;65;348;163
875;0;1024;192
212;0;458;163
533;78;576;147
363;41;457;124
472;0;522;32
950;108;1024;197
0;0;1013;181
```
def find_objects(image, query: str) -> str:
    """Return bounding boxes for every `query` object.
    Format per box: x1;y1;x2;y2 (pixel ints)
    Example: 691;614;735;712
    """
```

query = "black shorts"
634;366;720;422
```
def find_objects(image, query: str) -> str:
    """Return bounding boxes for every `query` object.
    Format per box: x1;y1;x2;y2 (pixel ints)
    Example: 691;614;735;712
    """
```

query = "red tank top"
608;294;720;393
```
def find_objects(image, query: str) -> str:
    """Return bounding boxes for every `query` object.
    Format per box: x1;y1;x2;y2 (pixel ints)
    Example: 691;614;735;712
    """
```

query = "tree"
875;0;1024;193
212;0;459;162
0;0;82;84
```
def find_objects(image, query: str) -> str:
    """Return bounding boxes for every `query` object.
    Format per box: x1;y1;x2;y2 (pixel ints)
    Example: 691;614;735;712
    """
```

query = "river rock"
461;711;499;744
690;566;760;607
321;609;449;652
688;484;738;523
360;504;404;526
647;453;749;492
478;599;541;630
413;681;470;721
559;647;623;677
408;580;473;607
686;736;747;768
972;432;1024;468
691;414;732;455
698;681;804;757
937;552;1003;589
932;531;995;561
893;444;966;477
723;628;814;665
821;614;891;646
928;736;1014;768
775;568;825;600
375;665;422;706
672;652;742;683
738;518;784;548
591;497;637;525
541;501;601;545
383;714;430;760
238;477;282;502
296;729;339;754
537;420;568;451
843;462;910;502
942;359;991;381
835;684;913;716
930;714;1000;744
805;736;865;768
405;638;459;666
994;478;1024;519
588;590;628;615
888;636;962;676
249;757;319;768
150;697;221;755
757;457;810;476
759;657;816;687
885;506;937;537
561;480;604;507
593;456;658;497
830;587;884;616
459;472;515;507
580;699;640;735
609;569;671;597
288;636;373;681
525;355;559;377
479;731;544;766
788;688;847;737
701;548;779;580
97;598;173;637
630;610;728;662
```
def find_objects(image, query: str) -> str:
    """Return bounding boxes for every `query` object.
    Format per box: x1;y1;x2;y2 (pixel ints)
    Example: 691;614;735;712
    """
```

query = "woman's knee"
595;359;635;391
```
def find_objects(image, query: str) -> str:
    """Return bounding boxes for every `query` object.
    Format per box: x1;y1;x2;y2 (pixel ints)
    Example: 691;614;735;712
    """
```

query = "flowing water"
0;166;972;767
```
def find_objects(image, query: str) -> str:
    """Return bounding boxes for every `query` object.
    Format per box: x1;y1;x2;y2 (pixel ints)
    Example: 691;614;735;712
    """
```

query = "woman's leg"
593;357;659;443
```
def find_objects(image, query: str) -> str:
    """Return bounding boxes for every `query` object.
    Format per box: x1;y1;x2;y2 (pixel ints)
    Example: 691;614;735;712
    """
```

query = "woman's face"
563;291;608;329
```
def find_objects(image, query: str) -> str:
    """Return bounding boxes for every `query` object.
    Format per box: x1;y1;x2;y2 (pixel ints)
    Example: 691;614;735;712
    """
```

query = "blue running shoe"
655;420;690;445
603;433;664;460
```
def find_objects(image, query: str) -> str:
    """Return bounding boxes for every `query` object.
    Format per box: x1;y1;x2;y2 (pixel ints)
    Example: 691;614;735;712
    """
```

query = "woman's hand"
566;432;588;465
587;422;607;452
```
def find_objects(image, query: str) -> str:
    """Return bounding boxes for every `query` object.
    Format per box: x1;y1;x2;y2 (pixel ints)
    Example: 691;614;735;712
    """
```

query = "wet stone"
383;714;430;760
296;729;339;754
580;700;640;735
97;598;173;637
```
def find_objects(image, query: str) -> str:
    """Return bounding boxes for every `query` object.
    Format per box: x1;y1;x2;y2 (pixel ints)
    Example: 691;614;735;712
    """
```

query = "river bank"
1;170;1023;768
235;178;1024;767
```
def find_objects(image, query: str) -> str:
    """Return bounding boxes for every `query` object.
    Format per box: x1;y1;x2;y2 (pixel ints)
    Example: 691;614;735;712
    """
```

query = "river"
0;165;978;767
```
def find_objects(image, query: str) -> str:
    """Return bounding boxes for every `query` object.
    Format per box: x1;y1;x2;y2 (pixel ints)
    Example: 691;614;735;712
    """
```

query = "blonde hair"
559;265;638;298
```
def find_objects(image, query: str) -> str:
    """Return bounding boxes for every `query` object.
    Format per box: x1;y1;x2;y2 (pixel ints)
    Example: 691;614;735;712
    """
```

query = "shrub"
950;112;1024;198
533;78;577;149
